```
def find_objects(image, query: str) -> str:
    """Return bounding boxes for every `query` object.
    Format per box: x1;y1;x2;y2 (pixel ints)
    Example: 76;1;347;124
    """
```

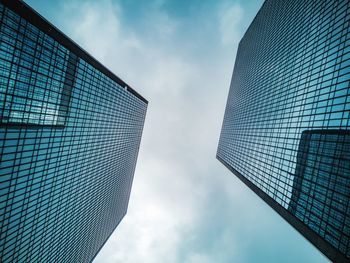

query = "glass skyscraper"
0;1;147;262
217;0;350;262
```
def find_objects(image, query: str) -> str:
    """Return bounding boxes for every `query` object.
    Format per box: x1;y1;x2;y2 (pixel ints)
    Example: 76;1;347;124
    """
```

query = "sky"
25;1;329;262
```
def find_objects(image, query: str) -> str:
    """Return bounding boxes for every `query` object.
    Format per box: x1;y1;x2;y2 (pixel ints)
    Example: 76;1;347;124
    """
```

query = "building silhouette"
217;0;350;262
0;0;147;262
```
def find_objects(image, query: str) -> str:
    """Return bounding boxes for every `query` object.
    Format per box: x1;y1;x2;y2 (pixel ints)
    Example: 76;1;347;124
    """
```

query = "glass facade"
217;0;350;262
0;1;147;263
289;130;350;255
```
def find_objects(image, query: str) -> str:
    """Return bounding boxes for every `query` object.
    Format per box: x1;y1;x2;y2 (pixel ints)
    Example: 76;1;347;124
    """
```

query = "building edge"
88;211;126;263
216;155;348;263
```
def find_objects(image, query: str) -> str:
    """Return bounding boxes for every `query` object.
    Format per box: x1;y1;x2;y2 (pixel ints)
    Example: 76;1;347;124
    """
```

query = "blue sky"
25;1;329;262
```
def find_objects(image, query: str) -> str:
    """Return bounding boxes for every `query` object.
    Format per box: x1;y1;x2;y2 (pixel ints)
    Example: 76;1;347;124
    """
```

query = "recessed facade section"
289;130;350;256
0;8;79;126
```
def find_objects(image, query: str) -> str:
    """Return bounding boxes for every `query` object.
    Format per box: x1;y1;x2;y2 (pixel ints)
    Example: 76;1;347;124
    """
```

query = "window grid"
218;0;350;260
0;2;147;263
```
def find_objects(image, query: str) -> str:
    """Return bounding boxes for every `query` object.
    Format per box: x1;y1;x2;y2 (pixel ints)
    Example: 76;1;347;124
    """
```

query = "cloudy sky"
25;0;329;262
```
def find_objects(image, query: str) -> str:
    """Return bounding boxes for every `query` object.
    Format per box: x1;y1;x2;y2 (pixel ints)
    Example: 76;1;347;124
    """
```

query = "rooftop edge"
1;0;148;104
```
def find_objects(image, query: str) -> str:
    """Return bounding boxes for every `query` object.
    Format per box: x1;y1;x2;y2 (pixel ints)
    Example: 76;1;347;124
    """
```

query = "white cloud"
219;3;244;46
48;0;329;262
62;0;143;70
58;1;262;262
59;1;221;262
